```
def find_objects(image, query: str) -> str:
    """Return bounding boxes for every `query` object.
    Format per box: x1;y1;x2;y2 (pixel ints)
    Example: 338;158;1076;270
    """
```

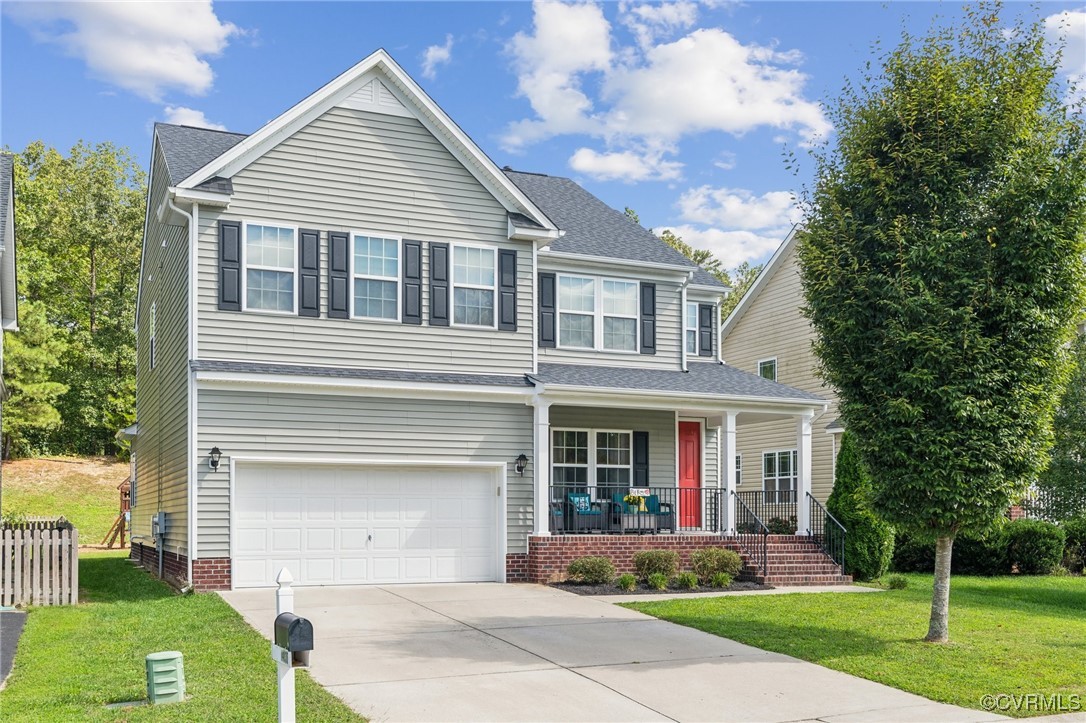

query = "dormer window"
557;274;638;352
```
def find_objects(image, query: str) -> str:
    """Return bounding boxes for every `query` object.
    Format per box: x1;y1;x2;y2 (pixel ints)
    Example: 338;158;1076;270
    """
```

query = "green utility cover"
146;651;185;704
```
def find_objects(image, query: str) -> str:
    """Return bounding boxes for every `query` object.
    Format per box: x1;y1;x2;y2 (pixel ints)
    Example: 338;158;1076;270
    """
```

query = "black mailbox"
274;613;314;653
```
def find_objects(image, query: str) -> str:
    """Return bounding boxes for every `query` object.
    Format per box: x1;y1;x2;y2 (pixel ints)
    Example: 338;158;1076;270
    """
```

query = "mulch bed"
551;580;773;596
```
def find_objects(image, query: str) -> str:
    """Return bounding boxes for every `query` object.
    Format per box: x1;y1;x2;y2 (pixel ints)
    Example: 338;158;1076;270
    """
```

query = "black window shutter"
218;220;241;311
698;303;714;357
429;242;449;326
538;272;556;348
328;231;349;319
640;283;656;355
498;249;517;331
298;229;320;318
633;431;650;486
402;240;422;325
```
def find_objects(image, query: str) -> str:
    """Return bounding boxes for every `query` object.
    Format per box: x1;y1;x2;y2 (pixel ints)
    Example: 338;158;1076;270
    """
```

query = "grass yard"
0;550;362;722
1;457;127;543
624;574;1086;717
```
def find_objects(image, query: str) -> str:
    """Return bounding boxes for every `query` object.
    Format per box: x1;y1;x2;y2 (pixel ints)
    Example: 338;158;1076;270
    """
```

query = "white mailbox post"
271;568;313;723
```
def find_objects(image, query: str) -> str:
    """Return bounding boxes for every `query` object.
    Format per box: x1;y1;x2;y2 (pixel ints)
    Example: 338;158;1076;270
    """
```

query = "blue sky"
2;1;1083;268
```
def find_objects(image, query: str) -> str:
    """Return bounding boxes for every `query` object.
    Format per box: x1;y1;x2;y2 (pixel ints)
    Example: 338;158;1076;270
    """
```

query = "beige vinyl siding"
540;276;684;370
131;142;190;555
195;390;532;556
196;107;533;374
721;242;839;501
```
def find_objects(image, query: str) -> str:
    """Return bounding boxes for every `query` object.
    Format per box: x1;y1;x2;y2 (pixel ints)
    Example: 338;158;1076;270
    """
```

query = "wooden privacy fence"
1;519;79;606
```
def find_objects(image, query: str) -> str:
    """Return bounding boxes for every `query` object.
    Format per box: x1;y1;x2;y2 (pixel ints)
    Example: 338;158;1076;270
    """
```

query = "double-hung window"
552;430;589;489
552;429;632;500
353;234;400;320
758;358;777;382
452;245;496;327
557;275;639;352
244;223;296;313
735;454;742;486
685;302;699;355
763;449;797;503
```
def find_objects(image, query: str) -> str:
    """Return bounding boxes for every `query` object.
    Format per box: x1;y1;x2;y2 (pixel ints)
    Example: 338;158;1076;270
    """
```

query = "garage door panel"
306;497;336;520
306;528;335;552
339;557;369;582
236;528;268;554
272;497;302;521
271;528;302;553
340;528;369;551
339;497;369;520
303;558;335;584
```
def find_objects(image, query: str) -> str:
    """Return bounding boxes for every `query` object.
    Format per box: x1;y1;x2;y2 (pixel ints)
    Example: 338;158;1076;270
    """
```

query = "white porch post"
796;412;814;535
723;412;737;534
532;398;552;535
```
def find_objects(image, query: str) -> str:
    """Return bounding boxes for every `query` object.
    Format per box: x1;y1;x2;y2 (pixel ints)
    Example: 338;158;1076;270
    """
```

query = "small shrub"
1051;565;1071;577
826;433;895;580
709;572;733;588
633;549;680;581
566;556;616;584
647;572;669;590
616;573;637;591
690;547;743;582
1006;519;1065;575
1060;517;1086;573
675;571;699;589
886;574;908;590
766;516;796;535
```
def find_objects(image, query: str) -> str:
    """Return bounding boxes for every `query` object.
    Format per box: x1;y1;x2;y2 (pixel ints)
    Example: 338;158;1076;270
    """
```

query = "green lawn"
1;457;125;543
624;574;1086;717
0;551;362;722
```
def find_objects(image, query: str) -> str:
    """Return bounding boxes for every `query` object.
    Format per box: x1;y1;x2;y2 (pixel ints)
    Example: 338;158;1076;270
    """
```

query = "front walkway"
221;583;1004;723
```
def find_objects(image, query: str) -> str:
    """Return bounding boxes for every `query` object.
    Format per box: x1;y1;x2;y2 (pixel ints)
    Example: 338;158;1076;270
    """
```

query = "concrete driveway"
220;583;1004;723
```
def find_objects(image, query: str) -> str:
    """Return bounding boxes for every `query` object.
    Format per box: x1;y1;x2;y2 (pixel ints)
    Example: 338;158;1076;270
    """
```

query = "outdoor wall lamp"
209;447;222;471
515;454;529;475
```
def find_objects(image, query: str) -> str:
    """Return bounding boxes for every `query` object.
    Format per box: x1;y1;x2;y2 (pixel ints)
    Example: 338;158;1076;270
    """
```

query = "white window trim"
350;229;402;323
685;301;699;356
241;220;299;316
450;242;498;330
735;453;742;487
552;427;590;487
556;273;639;353
149;302;157;370
762;448;798;502
551;427;634;493
758;356;778;382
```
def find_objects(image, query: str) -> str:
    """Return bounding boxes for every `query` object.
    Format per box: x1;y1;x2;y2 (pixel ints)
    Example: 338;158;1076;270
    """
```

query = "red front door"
679;421;702;528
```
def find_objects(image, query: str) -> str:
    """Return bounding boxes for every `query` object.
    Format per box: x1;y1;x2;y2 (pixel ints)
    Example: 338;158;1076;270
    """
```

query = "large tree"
2;301;69;458
1032;334;1086;520
798;5;1086;642
10;141;145;455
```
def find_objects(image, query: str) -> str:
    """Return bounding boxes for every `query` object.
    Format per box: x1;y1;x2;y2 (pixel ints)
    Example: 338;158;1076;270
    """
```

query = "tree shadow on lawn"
78;554;176;604
949;578;1086;622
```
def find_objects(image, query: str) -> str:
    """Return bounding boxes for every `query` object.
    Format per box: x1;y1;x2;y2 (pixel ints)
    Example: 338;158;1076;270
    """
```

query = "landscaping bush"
1060;516;1086;573
1006;519;1065;575
675;572;699;589
766;516;796;534
886;574;908;589
709;572;733;588
566;556;615;584
647;572;669;590
616;573;637;591
633;549;680;581
890;531;934;572
826;433;895;581
690;547;744;582
892;527;1009;575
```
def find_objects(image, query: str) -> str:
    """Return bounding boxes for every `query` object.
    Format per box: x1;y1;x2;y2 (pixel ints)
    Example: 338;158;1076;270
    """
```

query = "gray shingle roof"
504;170;725;289
155;123;248;186
0;154;12;244
190;360;532;387
531;362;825;402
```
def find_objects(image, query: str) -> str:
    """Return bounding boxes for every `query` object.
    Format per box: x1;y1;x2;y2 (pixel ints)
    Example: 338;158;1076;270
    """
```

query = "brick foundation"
505;553;530;582
129;543;232;591
526;534;738;583
192;557;232;591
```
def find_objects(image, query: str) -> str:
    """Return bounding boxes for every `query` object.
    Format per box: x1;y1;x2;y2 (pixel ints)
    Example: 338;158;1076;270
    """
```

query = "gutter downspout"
680;271;693;372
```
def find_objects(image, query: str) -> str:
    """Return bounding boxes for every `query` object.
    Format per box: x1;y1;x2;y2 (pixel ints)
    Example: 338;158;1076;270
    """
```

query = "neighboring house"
0;154;18;403
131;50;833;591
721;229;842;519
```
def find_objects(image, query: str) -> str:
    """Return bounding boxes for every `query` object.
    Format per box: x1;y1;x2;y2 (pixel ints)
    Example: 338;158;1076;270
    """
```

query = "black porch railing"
735;490;798;534
807;492;846;570
548;485;726;535
731;491;768;576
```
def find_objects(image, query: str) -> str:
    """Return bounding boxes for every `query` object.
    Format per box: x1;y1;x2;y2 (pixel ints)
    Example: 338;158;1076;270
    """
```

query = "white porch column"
796;412;814;535
723;412;737;534
532;397;552;535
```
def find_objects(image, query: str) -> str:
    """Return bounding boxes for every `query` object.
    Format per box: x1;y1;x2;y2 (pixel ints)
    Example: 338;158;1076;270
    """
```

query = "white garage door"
233;464;498;588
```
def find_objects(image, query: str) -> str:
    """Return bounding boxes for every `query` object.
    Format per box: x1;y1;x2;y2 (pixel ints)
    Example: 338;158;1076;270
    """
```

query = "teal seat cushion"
568;493;599;514
645;495;662;514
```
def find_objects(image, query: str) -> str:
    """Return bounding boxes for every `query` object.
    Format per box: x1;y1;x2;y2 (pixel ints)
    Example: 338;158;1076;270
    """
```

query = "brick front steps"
525;533;851;586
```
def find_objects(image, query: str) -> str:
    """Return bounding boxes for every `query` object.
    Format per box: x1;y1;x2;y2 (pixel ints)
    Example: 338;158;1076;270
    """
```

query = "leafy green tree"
1032;334;1086;520
826;432;894;581
720;261;762;319
2;301;69;458
11;141;145;455
797;6;1086;641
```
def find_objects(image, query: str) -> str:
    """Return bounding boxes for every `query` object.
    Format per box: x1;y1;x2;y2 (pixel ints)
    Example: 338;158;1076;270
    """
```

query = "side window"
735;454;742;486
149;302;157;369
758;357;777;382
685;302;698;355
243;223;296;313
452;245;496;327
353;234;400;320
763;450;797;503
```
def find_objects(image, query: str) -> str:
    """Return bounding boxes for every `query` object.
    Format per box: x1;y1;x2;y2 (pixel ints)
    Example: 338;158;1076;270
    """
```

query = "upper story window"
453;245;496;327
244;223;296;313
557;274;638;352
149;302;157;369
758;357;777;382
685;303;698;355
353;234;399;320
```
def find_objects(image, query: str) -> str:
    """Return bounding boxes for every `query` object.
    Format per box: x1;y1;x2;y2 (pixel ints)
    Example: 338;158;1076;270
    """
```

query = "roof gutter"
170;186;231;207
539;249;695;274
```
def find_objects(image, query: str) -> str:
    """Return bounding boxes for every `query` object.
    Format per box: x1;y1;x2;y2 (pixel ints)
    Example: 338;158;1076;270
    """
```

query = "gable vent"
338;78;412;118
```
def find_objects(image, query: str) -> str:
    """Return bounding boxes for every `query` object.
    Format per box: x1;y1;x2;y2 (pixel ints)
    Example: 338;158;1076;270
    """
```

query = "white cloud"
5;1;239;102
569;146;683;181
620;0;699;49
421;34;454;80
161;106;227;131
661;224;789;268
713;151;737;170
1044;8;1086;100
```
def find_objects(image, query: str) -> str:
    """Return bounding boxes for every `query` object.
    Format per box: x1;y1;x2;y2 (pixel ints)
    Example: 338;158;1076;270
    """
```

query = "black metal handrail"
548;485;725;535
806;492;846;571
731;491;768;576
735;490;798;534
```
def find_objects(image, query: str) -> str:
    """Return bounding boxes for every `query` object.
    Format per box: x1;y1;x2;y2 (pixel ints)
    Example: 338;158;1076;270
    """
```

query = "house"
720;229;841;522
0;154;18;403
130;50;842;591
